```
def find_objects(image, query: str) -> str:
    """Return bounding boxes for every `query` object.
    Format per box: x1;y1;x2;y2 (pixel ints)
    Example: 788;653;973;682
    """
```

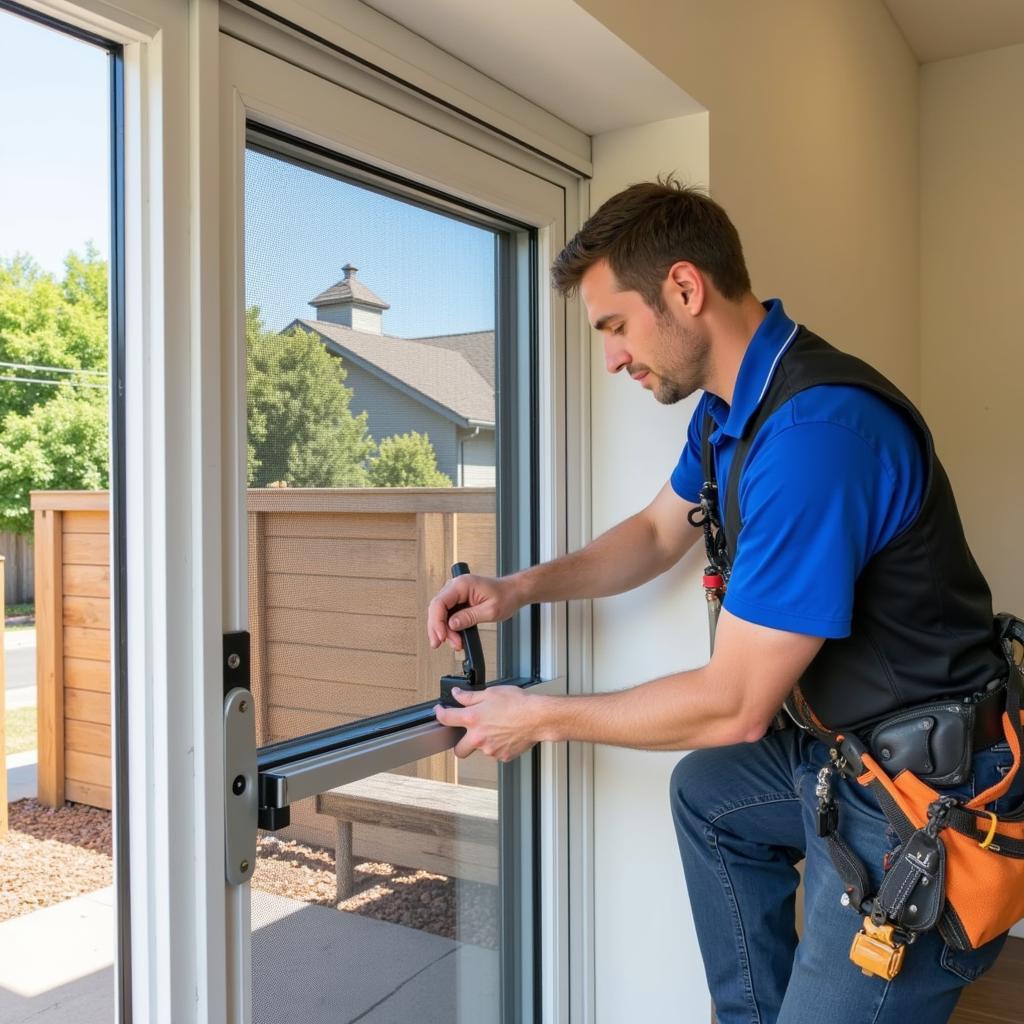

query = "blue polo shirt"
670;300;926;639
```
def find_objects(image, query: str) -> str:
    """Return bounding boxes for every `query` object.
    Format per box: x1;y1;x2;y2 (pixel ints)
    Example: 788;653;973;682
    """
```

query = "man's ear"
665;261;705;316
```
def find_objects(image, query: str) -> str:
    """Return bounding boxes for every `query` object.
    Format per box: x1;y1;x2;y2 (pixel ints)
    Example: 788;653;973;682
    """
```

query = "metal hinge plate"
224;632;256;886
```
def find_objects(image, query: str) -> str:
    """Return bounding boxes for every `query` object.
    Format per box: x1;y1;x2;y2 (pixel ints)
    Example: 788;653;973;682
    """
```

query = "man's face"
579;259;709;405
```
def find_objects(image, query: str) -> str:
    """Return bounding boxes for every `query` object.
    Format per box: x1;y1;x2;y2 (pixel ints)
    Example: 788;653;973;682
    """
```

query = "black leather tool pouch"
868;701;975;786
876;827;946;933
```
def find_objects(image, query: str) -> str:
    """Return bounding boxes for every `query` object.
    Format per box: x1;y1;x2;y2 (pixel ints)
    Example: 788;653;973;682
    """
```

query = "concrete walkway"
0;887;114;1024
4;628;36;702
7;749;37;801
0;887;498;1023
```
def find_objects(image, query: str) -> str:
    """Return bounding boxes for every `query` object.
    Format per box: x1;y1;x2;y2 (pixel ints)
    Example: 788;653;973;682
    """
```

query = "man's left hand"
434;685;543;761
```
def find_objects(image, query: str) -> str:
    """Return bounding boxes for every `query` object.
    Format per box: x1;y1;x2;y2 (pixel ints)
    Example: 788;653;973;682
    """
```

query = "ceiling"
883;0;1024;63
359;0;1024;138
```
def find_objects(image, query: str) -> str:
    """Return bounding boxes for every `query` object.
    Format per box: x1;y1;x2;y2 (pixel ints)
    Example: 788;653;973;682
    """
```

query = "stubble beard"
650;314;710;406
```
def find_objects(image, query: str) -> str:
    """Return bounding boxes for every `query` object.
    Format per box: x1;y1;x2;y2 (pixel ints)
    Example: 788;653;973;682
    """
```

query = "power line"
0;359;106;378
0;374;108;389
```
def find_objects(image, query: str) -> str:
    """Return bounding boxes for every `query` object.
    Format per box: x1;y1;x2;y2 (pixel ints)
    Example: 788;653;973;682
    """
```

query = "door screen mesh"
245;139;508;1023
245;144;500;747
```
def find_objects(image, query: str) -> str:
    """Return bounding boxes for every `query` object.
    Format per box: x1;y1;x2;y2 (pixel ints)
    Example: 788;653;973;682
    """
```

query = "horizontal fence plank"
63;595;111;630
265;574;417;618
62;533;109;566
65;719;111;757
457;751;499;789
64;627;110;662
62;510;108;535
269;674;425;718
63;564;110;598
267;706;359;740
247;487;495;515
265;537;416;580
65;657;111;693
262;512;416;541
65;686;111;725
31;491;109;512
455;513;497;576
65;779;111;810
65;748;109;788
266;642;416;689
266;607;416;655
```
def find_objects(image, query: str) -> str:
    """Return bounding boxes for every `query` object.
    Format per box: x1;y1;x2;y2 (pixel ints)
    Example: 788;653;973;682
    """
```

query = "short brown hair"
551;176;751;307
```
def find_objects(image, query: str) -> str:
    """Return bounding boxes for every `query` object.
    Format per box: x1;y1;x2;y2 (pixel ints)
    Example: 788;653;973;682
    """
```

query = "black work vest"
703;326;1005;730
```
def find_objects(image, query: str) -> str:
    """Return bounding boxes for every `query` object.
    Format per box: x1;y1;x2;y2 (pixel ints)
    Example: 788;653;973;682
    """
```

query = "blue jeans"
670;726;1020;1024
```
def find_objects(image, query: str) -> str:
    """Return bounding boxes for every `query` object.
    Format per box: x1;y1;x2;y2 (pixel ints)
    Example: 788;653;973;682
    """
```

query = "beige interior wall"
920;43;1024;614
579;0;920;395
582;3;920;1020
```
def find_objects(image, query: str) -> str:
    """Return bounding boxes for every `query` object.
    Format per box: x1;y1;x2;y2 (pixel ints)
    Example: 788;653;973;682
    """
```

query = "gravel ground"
0;799;113;922
252;833;499;949
0;801;498;949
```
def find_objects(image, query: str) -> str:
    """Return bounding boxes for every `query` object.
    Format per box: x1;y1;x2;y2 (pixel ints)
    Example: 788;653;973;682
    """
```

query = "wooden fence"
31;489;498;847
0;531;34;606
32;491;112;810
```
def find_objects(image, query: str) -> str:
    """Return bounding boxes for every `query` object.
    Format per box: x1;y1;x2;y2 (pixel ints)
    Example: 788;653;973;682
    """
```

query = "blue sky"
0;11;109;276
0;7;495;339
246;151;495;338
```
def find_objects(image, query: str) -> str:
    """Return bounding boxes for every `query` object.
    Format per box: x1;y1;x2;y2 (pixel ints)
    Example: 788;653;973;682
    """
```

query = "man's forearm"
528;668;747;752
507;512;678;607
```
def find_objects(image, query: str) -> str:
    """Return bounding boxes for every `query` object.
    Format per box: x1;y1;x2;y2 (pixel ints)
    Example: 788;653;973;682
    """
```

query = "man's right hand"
427;573;523;651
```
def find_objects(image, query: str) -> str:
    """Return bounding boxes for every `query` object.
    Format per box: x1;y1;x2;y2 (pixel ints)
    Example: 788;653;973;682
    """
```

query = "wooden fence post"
36;508;64;808
248;508;270;747
416;511;457;782
1;555;7;836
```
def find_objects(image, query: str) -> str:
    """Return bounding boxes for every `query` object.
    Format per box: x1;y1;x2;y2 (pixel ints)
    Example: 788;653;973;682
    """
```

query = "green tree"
0;388;109;533
367;430;452;488
0;246;108;422
0;247;110;533
246;309;375;487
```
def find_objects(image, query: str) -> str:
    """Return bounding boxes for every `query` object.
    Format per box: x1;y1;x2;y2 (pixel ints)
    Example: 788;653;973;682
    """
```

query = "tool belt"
795;614;1024;981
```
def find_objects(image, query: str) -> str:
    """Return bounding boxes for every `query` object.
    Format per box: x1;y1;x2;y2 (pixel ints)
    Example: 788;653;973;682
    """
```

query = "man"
428;179;1016;1023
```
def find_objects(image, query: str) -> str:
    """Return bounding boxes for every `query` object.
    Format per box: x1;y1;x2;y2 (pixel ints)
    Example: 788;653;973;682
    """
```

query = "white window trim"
219;0;592;177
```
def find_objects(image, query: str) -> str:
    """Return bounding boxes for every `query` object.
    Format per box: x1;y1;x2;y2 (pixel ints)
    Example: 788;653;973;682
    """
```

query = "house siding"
341;361;459;480
459;431;496;487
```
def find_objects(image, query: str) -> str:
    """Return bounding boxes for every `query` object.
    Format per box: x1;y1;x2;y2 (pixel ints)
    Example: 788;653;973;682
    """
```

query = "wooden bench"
315;773;499;900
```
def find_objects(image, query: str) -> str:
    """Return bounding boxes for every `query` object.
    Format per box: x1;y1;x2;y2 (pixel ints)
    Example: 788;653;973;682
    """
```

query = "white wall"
920;42;1024;616
589;112;714;1024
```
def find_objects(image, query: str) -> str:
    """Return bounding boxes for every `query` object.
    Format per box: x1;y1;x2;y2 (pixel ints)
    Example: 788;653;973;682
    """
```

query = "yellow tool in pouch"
850;917;906;980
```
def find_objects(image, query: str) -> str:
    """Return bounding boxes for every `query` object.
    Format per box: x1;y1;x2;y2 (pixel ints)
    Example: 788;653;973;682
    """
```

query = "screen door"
219;28;569;1024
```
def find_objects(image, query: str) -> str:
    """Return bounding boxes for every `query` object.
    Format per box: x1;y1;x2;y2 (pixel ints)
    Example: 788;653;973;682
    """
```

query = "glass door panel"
251;751;500;1023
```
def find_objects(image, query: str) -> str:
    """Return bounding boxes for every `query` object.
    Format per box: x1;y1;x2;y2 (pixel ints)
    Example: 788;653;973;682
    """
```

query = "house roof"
290;318;495;428
309;264;390;311
412;331;495;388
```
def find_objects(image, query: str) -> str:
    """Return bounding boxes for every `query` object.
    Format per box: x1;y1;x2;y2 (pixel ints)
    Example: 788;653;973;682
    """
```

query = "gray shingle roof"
309;265;390;311
411;331;495;389
290;319;495;427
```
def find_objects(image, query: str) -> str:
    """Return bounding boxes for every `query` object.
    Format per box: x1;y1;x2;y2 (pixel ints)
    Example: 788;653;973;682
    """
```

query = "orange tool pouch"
810;615;1024;975
854;703;1024;951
